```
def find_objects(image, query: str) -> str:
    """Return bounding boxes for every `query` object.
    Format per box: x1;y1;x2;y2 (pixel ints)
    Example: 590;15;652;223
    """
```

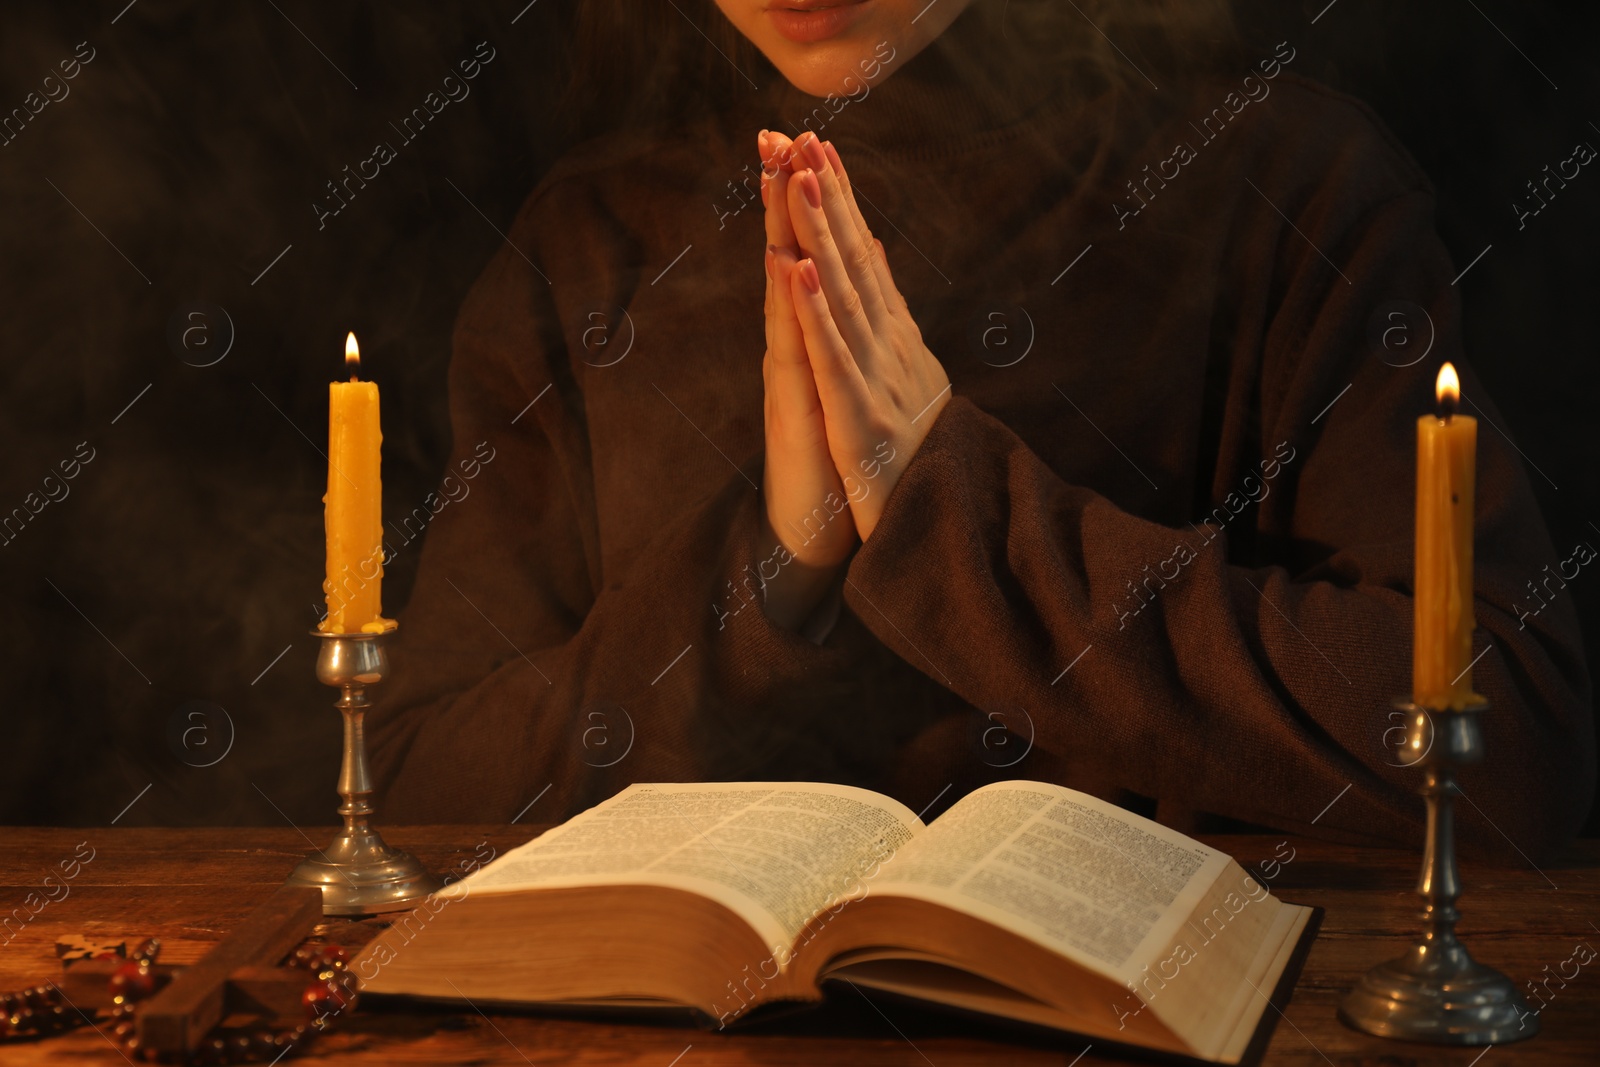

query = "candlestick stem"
1339;699;1536;1044
1419;762;1460;953
285;629;440;915
336;684;375;830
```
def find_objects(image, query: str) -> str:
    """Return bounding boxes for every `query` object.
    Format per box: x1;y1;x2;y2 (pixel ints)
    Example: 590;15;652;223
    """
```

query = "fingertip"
823;140;846;180
797;257;821;295
766;132;796;170
796;131;829;173
797;168;821;210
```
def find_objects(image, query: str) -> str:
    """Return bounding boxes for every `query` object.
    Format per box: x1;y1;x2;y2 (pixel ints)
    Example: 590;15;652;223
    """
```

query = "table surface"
0;827;1595;1065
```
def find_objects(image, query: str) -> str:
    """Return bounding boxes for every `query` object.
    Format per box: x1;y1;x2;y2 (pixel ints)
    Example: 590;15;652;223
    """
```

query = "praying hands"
754;128;952;631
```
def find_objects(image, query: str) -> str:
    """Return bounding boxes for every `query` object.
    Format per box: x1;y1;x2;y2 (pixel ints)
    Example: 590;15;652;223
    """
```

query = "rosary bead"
110;961;156;1002
327;977;355;1012
304;973;355;1022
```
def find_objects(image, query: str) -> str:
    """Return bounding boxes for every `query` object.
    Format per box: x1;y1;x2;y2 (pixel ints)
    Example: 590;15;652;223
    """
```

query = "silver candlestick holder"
1339;698;1536;1044
284;628;440;915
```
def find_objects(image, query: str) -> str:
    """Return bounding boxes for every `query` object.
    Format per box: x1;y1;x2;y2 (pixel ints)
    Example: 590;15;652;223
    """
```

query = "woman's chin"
778;64;872;99
762;36;906;99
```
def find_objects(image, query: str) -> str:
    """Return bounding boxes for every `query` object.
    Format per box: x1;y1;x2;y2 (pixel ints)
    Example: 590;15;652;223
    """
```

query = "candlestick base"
286;628;441;916
1338;699;1537;1045
285;827;439;917
1339;946;1533;1044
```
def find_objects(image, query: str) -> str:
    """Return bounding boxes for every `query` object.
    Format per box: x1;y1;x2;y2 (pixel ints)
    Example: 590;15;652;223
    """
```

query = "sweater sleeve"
841;186;1595;863
368;189;859;824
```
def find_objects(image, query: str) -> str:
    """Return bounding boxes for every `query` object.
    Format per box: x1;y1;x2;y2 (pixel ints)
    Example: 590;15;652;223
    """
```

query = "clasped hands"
754;129;952;630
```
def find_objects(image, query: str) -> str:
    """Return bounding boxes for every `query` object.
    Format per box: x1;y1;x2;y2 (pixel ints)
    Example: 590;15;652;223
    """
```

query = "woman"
370;0;1594;860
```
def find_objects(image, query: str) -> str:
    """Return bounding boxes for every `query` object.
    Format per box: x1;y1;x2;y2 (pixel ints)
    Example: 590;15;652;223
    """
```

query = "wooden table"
1;828;1595;1064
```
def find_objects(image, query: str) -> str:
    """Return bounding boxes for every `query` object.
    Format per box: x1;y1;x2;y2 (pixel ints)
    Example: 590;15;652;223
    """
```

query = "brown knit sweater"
369;14;1594;861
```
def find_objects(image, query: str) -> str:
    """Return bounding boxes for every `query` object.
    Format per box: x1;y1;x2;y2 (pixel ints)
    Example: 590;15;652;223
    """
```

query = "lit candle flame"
1436;362;1459;405
1436;362;1459;420
345;331;360;370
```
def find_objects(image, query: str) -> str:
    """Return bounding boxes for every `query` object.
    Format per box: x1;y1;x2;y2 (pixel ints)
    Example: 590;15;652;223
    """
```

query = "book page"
872;782;1229;984
442;782;921;956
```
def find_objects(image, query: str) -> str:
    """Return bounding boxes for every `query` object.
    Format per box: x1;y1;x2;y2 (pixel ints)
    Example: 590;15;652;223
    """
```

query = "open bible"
355;782;1317;1063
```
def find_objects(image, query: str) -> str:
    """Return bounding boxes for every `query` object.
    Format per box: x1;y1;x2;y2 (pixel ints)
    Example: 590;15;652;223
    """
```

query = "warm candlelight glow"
1414;359;1478;709
1436;362;1459;407
322;332;394;635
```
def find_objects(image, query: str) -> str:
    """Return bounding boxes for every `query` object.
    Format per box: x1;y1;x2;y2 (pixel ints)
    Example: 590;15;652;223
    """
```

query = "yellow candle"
320;332;395;634
1413;362;1479;709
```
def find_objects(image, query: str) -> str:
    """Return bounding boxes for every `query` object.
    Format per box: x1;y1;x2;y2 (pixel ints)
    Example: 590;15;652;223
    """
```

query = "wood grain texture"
0;827;1594;1065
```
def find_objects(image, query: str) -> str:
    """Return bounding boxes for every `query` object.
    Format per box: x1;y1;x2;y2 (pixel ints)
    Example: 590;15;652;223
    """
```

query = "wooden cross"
57;886;326;1056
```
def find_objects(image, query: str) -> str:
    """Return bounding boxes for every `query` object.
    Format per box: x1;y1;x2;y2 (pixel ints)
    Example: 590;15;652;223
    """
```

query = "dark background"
0;1;1594;835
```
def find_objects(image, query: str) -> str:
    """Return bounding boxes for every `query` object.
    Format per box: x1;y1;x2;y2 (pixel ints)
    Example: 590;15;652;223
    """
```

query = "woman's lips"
766;0;869;44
